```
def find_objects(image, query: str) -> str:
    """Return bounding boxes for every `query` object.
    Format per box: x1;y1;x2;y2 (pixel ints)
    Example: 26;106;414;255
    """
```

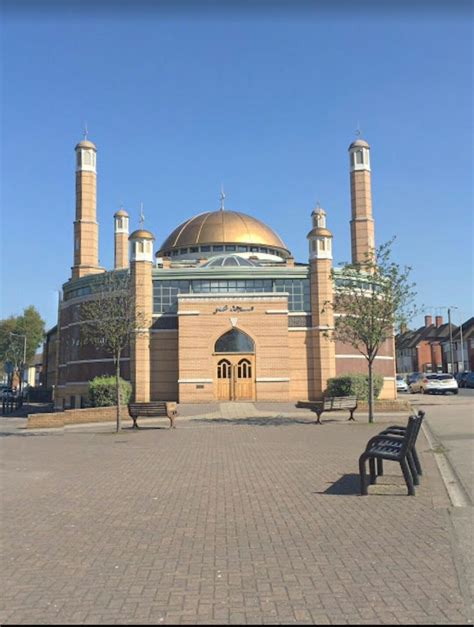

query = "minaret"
349;137;375;265
307;206;336;399
129;228;155;402
72;137;103;279
114;208;129;269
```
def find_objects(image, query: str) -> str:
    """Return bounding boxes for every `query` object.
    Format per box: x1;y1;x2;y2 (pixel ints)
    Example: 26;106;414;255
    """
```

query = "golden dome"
158;210;289;256
129;229;155;241
307;227;333;238
114;208;129;217
349;138;370;150
75;139;97;150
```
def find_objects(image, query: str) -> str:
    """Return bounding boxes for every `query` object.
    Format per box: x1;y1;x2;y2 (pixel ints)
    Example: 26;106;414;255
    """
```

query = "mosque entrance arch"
214;329;255;401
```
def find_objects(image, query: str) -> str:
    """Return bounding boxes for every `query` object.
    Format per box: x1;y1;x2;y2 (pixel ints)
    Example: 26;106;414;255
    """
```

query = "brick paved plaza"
0;407;471;625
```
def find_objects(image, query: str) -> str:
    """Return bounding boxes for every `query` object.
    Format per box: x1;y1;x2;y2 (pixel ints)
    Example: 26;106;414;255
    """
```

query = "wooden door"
233;357;254;400
216;359;232;401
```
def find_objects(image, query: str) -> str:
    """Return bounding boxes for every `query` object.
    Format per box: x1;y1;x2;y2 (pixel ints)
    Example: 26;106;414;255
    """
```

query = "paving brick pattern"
0;415;469;625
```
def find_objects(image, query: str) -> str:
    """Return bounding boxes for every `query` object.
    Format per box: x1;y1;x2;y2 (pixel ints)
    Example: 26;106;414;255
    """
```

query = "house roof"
451;317;474;341
396;322;458;350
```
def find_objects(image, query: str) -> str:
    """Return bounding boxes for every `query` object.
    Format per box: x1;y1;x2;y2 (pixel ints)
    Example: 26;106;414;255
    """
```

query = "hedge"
326;373;384;400
88;376;132;407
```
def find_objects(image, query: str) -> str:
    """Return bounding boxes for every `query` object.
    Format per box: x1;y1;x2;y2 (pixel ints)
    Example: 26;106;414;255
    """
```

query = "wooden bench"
358;412;424;496
298;396;358;424
127;401;177;429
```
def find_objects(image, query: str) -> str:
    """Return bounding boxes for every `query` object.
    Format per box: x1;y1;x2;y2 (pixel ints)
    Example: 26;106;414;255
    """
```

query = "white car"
396;375;408;393
410;373;458;395
433;374;459;395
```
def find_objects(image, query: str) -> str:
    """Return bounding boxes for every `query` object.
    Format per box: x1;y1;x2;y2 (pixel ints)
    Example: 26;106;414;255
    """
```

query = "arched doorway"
214;329;255;401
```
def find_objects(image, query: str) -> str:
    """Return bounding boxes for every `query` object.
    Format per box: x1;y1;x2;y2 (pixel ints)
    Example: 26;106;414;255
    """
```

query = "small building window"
356;150;363;164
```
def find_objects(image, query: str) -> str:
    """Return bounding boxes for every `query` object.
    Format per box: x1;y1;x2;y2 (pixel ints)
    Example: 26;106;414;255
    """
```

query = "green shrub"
88;375;132;407
326;373;384;400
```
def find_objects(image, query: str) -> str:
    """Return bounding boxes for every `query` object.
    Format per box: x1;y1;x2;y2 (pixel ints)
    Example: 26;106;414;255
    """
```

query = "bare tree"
81;271;145;432
324;239;418;423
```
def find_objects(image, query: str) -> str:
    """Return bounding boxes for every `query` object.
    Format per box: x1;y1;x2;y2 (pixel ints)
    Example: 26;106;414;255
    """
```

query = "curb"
422;421;471;508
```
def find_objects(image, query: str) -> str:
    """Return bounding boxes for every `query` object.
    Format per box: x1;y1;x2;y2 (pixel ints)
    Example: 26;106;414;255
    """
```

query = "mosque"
47;135;396;409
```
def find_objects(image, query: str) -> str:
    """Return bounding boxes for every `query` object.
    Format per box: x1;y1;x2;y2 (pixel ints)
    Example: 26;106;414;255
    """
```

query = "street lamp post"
447;308;455;374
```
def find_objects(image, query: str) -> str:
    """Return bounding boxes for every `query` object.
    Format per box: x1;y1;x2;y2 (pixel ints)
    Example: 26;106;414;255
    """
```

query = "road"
406;388;474;503
405;388;474;607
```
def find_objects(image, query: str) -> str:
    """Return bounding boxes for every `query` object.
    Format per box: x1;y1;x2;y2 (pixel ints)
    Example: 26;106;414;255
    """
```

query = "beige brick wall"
350;169;375;264
178;294;290;403
288;330;311;400
309;259;336;399
114;232;128;269
130;259;153;402
72;170;101;278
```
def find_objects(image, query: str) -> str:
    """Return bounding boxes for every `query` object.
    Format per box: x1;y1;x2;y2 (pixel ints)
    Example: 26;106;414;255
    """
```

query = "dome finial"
220;185;225;211
139;202;145;228
355;121;361;138
83;121;89;141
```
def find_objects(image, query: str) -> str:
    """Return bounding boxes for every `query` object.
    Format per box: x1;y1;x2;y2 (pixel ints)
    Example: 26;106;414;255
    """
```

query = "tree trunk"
368;359;375;424
115;352;121;433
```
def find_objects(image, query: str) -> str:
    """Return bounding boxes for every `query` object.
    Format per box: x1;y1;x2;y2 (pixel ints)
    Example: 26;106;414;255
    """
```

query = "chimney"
424;315;433;327
435;315;443;327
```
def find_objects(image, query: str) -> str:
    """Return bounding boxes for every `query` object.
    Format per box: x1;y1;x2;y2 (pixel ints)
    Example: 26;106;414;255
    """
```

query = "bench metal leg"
377;458;384;476
407;451;419;486
348;409;356;421
315;410;323;424
131;417;140;429
168;415;176;429
412;446;422;476
359;454;368;495
400;458;415;496
369;458;377;484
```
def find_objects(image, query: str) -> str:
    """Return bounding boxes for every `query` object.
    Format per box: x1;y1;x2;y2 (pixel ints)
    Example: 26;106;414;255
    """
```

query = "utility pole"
447;308;455;374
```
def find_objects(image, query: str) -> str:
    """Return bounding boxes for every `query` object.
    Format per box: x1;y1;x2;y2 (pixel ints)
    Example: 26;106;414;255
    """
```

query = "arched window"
215;329;255;353
84;151;92;166
237;358;252;378
217;359;232;379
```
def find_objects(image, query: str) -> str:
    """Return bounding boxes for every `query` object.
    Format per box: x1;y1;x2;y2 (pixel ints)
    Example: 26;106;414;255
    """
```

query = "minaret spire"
72;134;103;279
139;202;145;227
220;185;225;211
348;135;375;265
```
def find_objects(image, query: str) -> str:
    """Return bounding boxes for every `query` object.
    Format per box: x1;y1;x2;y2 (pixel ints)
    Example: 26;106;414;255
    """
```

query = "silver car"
396;375;408;393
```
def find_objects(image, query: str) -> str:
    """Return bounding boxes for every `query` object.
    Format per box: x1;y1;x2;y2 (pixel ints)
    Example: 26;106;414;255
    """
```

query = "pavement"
0;400;472;625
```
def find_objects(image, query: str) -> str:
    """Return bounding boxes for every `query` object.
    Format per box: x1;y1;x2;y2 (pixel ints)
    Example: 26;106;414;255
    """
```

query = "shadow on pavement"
192;416;332;427
315;473;360;495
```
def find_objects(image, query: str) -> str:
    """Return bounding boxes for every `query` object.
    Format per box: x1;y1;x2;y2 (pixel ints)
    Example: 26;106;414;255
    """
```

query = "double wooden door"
216;355;255;401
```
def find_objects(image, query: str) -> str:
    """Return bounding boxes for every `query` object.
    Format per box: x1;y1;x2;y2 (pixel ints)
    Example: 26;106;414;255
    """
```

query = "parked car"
463;372;474;389
456;371;471;388
410;373;458;395
407;372;423;387
434;374;459;395
396;375;408;393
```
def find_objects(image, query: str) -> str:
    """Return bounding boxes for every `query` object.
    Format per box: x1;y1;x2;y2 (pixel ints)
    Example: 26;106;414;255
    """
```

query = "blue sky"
1;1;472;333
